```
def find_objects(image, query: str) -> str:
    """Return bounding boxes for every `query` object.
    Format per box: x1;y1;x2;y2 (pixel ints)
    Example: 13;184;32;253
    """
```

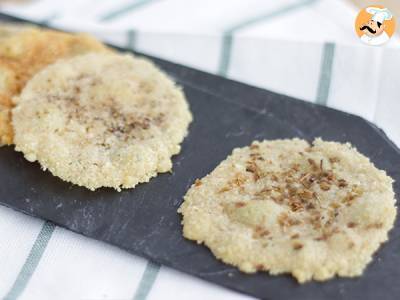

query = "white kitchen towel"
0;0;399;299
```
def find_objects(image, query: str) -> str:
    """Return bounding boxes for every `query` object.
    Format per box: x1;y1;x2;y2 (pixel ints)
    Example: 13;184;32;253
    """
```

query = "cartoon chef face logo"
355;6;396;46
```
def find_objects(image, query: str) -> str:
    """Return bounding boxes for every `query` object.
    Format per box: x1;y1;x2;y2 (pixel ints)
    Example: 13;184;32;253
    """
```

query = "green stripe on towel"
5;221;56;300
316;42;336;105
127;29;137;49
100;0;160;22
133;261;160;300
218;0;319;76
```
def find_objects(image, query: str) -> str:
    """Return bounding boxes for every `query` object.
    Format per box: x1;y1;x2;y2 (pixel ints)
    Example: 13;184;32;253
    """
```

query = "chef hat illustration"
366;7;393;24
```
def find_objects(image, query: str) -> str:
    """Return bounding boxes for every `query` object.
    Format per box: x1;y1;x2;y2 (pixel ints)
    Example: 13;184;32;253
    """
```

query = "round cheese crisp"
179;138;396;283
0;25;109;145
12;53;192;191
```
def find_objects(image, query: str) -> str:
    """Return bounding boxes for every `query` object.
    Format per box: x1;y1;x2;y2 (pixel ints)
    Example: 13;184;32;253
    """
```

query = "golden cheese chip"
179;138;396;282
12;53;192;191
0;24;109;145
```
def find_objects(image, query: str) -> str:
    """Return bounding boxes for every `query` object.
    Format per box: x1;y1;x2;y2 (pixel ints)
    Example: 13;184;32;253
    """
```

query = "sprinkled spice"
347;222;357;228
319;181;331;191
342;185;363;206
233;142;366;236
365;222;384;230
246;161;262;181
255;187;271;197
306;203;316;210
292;163;300;172
315;233;328;241
298;189;313;200
218;186;231;193
338;179;348;188
219;174;248;193
255;264;265;271
330;202;340;209
278;213;299;228
234;174;247;186
291;233;300;239
254;226;270;238
194;179;202;187
321;170;334;181
290;201;303;212
293;242;303;250
301;173;318;188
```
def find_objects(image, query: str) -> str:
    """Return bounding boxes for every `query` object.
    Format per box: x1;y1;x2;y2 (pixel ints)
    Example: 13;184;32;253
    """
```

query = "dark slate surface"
0;13;399;300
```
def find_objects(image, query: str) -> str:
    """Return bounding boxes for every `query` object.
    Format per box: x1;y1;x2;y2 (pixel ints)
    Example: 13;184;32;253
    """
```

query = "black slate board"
1;13;400;300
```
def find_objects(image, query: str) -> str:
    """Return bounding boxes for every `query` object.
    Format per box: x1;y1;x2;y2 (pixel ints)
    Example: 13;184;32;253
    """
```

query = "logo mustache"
360;25;376;34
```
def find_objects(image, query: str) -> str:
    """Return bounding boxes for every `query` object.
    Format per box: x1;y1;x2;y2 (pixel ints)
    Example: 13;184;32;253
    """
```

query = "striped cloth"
1;0;399;299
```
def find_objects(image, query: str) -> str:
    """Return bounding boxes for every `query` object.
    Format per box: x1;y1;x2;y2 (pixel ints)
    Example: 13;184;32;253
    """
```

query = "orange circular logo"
355;5;396;46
